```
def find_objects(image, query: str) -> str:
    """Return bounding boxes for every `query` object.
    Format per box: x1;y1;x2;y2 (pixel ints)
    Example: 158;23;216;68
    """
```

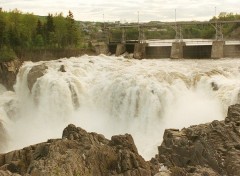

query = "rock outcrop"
2;104;240;175
27;64;48;91
0;59;22;90
0;124;154;176
156;104;240;175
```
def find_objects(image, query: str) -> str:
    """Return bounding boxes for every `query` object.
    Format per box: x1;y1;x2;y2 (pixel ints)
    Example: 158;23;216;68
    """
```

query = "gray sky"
1;0;240;22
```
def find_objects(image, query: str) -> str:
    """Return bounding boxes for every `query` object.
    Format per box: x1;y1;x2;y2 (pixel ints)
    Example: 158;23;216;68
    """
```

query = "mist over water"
1;55;240;160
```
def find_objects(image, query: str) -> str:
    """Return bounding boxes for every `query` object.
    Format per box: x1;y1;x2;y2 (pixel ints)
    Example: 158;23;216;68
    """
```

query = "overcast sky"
1;0;240;22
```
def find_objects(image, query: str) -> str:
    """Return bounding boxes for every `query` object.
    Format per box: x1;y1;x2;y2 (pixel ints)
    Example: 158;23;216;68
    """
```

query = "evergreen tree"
0;11;6;47
66;11;79;47
34;19;44;47
44;14;55;46
46;14;55;32
36;19;43;35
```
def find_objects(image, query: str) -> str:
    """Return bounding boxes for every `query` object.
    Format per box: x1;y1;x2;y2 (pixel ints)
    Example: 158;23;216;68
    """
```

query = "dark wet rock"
59;65;66;72
211;82;219;91
156;103;240;176
27;64;48;91
0;124;153;176
68;83;80;109
0;59;22;90
226;104;240;122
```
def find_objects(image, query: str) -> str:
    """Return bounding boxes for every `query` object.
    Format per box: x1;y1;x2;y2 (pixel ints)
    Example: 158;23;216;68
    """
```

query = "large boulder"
0;59;22;90
27;64;48;91
156;104;240;175
0;124;154;176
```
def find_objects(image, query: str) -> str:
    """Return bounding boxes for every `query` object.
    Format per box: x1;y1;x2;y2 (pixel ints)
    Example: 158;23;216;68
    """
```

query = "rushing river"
1;55;240;160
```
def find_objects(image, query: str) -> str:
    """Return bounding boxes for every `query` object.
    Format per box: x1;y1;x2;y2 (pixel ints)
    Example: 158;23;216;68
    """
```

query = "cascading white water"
1;55;240;160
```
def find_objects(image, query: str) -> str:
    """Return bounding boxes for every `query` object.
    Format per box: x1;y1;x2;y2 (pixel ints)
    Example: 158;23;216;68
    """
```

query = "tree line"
0;9;83;61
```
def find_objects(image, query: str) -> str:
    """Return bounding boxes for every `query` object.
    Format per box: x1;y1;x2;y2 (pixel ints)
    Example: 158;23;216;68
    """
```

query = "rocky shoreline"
0;124;155;176
0;59;22;90
0;104;240;175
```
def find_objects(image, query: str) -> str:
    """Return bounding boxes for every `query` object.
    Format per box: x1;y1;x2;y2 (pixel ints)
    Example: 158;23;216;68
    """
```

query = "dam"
98;39;240;59
94;20;240;59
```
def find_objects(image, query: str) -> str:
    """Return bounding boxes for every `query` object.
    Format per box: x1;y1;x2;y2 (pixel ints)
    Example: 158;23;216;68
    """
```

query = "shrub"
0;46;17;62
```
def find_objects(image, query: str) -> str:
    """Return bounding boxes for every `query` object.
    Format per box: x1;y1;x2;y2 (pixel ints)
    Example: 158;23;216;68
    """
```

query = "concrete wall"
211;41;225;59
170;42;186;59
116;44;126;56
108;42;240;59
95;43;109;55
145;46;171;58
134;43;147;59
145;45;212;59
183;45;212;59
224;45;240;58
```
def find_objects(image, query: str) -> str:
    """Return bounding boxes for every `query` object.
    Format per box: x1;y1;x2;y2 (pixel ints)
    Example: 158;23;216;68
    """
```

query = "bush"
0;46;17;62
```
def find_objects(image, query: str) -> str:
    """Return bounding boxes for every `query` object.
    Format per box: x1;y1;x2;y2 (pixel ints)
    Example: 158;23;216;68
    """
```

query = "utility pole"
173;9;182;41
215;6;217;30
174;9;177;41
138;11;140;43
103;13;105;29
214;6;221;40
175;9;176;25
138;11;139;24
214;6;217;18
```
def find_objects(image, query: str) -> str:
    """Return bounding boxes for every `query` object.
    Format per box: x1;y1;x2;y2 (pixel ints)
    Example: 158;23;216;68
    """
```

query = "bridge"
94;20;240;59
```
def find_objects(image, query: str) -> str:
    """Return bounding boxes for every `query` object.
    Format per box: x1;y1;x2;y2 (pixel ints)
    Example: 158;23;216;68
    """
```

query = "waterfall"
1;55;240;160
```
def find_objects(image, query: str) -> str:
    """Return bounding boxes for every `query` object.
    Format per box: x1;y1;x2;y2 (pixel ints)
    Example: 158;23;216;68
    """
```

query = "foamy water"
1;55;240;160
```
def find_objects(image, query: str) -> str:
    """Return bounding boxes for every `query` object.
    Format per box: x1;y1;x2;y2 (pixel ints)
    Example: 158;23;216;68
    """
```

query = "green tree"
0;11;6;47
66;11;79;47
54;13;68;48
36;19;43;35
21;13;38;47
44;13;55;46
0;46;17;62
45;13;55;32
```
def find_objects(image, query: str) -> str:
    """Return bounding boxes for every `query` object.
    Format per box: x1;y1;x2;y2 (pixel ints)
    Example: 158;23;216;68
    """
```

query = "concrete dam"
97;39;240;59
93;19;240;59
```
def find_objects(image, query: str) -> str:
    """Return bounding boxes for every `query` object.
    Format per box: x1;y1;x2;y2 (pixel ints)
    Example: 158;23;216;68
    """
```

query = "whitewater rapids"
1;55;240;160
